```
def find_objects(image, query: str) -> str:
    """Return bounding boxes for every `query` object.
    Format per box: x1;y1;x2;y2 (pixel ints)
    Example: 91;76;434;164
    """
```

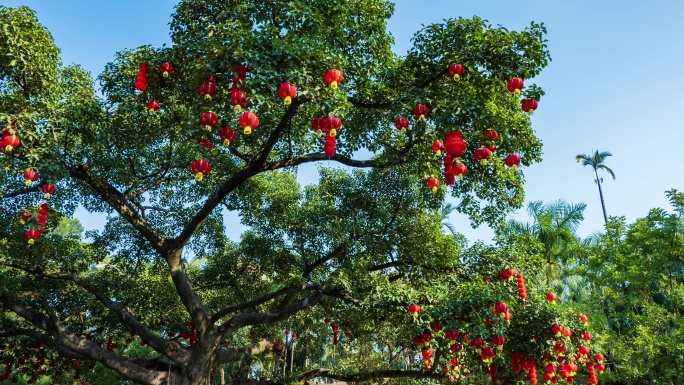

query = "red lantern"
324;133;336;157
234;65;248;80
199;80;218;99
521;98;538;114
429;322;442;332
159;62;174;77
448;63;465;80
191;159;211;182
494;301;509;316
3;134;20;151
578;345;590;357
146;100;160;112
453;163;467;179
219;127;237;146
469;338;484;351
582;332;593;342
394;117;409;132
517;272;527;300
23;170;39;186
507;77;524;94
431;141;442;155
324;116;342;136
484;129;498;142
578;314;589;324
197;138;213;152
505;154;521;170
445;329;459;340
427;177;440;192
474;147;492;165
325;69;343;89
408;303;421;317
311;118;325;134
492;335;506;349
594;353;604;362
546;292;557;304
25;229;41;245
278;83;297;105
199;112;218;131
239;112;260;135
135;62;149;91
497;268;515;281
230;90;247;111
20;210;32;224
42;184;56;199
596;363;605;373
443;131;467;158
413;104;429;120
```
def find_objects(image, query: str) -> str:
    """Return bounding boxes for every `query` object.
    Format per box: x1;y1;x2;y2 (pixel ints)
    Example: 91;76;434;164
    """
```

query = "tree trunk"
595;170;609;224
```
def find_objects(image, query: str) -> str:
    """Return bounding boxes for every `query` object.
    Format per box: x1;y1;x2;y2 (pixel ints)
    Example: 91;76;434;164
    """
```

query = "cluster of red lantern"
517;272;528;300
170;322;199;345
22;203;48;245
1;121;20;152
1;341;93;384
311;115;342;157
134;62;149;91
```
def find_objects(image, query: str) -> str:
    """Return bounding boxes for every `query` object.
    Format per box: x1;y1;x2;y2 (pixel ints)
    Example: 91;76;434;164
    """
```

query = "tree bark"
595;169;609;224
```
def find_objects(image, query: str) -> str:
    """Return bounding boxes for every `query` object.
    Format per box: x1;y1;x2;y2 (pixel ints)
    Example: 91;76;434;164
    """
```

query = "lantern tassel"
244;127;252;135
223;139;231;146
195;173;204;182
284;96;292;105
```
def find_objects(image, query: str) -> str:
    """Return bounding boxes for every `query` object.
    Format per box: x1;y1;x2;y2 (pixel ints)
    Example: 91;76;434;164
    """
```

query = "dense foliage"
0;2;629;385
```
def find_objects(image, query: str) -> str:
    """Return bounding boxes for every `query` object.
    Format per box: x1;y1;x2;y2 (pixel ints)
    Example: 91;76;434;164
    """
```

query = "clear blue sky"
6;0;684;242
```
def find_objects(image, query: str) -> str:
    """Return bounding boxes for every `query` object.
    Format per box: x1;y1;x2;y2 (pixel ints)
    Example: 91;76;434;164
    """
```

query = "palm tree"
505;200;586;282
576;151;616;224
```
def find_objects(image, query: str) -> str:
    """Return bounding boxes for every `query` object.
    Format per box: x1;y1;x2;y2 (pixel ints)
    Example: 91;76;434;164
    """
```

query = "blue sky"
6;0;684;242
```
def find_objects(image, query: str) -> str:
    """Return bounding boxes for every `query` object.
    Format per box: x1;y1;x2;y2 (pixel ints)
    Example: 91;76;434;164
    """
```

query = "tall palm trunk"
595;169;608;224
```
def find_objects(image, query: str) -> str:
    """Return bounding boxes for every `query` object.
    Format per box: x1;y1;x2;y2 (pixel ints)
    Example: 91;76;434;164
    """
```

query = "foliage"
0;2;567;385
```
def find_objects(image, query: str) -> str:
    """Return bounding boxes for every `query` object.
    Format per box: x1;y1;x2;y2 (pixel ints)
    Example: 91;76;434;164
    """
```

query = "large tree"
0;2;601;385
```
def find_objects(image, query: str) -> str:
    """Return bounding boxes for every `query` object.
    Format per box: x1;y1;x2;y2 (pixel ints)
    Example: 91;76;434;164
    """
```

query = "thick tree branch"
212;285;318;323
303;245;347;278
219;291;323;335
0;260;189;364
297;368;447;384
1;185;40;198
68;163;170;254
215;339;271;364
1;291;170;385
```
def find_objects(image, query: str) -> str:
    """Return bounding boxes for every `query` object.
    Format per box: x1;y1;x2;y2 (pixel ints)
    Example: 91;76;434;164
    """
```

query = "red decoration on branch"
394;117;409;132
507;77;524;94
505;154;521;170
23;170;39;186
159;62;174;77
521;98;538;114
324;116;342;137
135;62;149;91
199;112;218;131
219;127;237;146
146;100;160;112
413;104;429;120
239;112;259;135
448;63;466;80
324;133;336;157
230;90;247;111
42;184;56;199
191;159;211;182
427;177;440;192
278;83;297;105
325;69;343;89
443;131;466;158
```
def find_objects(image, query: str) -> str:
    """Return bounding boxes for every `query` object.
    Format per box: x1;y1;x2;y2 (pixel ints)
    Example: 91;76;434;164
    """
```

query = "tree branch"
0;260;189;364
1;185;40;198
297;368;447;384
212;285;318;323
215;339;271;364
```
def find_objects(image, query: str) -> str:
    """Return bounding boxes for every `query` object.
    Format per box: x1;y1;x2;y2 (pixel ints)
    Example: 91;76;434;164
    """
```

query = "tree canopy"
0;2;610;385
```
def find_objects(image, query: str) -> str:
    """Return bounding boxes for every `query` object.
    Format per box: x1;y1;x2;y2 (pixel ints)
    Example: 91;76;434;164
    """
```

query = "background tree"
0;2;600;385
576;151;616;225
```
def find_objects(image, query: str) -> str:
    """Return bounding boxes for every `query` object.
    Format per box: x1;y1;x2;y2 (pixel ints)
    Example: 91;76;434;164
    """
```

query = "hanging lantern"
311;118;325;134
484;142;496;153
444;155;454;186
445;329;459;340
20;210;33;224
494;302;509;317
582;332;593;342
521;98;538;114
219;127;237;146
135;62;149;91
408;303;421;317
491;335;506;350
448;63;466;80
453;163;467;179
469;338;484;351
431;141;443;155
278;83;297;105
578;314;589;324
25;229;41;245
507;77;524;94
474;147;492;165
324;133;336;157
197;138;213;152
413;104;429;120
42;184;56;199
199;79;218;99
443;131;467;158
199;112;218;131
546;292;557;304
230;90;247;111
191;159;211;182
429;322;443;332
159;62;174;77
505;154;522;170
394;117;409;132
3;134;20;151
427;177;440;192
324;116;342;136
325;69;343;89
23;170;39;186
239;112;259;135
517;272;527;300
146;100;160;112
234;65;248;81
484;129;498;142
